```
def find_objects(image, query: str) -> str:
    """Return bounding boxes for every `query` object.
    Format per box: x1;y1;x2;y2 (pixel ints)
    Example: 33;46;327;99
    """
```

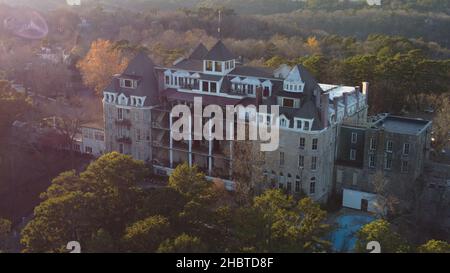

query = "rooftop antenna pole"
218;9;221;40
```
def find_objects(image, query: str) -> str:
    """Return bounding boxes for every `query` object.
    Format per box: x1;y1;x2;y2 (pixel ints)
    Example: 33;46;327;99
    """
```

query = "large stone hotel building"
102;40;430;206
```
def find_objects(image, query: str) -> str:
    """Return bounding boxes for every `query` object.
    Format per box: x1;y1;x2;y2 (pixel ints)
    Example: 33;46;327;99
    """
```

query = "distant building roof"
189;43;208;60
204;40;236;61
229;65;274;79
373;115;431;135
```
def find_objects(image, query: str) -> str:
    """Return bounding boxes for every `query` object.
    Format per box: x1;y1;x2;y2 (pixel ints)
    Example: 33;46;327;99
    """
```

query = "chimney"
114;75;120;92
256;86;263;107
321;93;329;128
333;97;339;122
362;82;369;105
157;70;165;93
355;86;361;110
343;92;349;116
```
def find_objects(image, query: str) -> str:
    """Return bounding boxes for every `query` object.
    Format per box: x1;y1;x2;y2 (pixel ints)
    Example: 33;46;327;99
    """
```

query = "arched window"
309;177;316;194
279;172;285;189
295;175;301;193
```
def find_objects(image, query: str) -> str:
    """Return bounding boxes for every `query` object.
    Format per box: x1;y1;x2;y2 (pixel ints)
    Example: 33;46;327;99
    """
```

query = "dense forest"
1;0;448;114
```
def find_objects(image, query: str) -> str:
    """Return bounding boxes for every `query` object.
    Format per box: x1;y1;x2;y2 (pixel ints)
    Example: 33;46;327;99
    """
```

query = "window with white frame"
121;79;135;88
303;121;310;131
280;117;289;127
299;137;305;149
369;154;376;168
403;143;410;155
295;176;301;193
350;149;357;161
312;138;318;150
386;140;393;152
309;177;316;194
311;156;317;170
117;108;124;120
351;132;358;144
384;153;392;170
298;155;304;167
401;160;409;173
370;137;376;150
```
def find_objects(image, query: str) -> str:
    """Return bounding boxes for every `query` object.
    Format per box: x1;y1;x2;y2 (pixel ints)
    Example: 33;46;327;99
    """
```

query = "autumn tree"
418;239;450;253
157;233;206;253
122;215;171;253
355;219;410;253
77;39;129;96
235;189;331;253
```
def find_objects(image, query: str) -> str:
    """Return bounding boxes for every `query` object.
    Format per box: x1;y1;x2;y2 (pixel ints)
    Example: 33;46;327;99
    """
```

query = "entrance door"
361;199;368;212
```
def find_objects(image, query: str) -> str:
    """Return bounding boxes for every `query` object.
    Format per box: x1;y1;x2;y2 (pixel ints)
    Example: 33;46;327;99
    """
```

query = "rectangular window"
287;182;292;193
165;76;170;85
303;121;310;131
210;82;217;93
310;181;315;194
202;81;209;92
121;79;134;88
117;108;123;120
311;156;317;170
282;98;294;108
136;129;141;141
214;61;222;72
350;149;357;161
384;153;392;170
299;137;305;149
386;140;393;152
280;152;285;166
297;120;302;129
298;155;304;167
247;85;254;95
351;132;358;144
85;146;93;154
401;160;409;173
119;143;124;154
312;138;318;150
206;61;213;71
403;143;410;155
95;132;105;141
295;180;301;193
370;137;376;150
369;154;376;168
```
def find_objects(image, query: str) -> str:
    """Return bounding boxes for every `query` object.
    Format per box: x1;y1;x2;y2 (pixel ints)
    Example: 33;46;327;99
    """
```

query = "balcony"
115;119;132;128
116;136;132;144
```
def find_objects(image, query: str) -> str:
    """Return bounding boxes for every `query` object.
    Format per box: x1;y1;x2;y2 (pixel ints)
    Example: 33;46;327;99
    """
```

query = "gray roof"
204;40;236;61
374;116;431;135
230;65;274;79
105;51;159;106
173;59;203;71
189;43;208;60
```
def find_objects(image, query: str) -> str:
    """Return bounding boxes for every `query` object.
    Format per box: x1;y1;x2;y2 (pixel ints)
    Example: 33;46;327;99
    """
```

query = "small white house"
80;121;105;157
342;188;379;213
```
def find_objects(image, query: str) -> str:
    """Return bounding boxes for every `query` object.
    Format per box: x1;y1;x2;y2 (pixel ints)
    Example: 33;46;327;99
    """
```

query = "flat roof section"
375;116;431;135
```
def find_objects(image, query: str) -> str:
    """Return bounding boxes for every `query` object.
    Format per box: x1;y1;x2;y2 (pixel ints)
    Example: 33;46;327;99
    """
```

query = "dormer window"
121;79;137;89
214;61;222;72
206;61;213;71
283;98;294;108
